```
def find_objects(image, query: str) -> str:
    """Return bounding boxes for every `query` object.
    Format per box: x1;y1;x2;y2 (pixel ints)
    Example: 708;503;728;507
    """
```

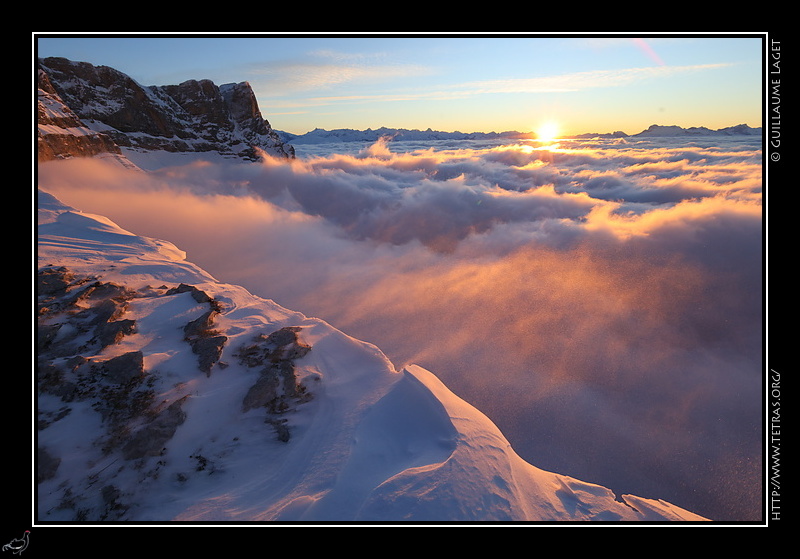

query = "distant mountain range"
277;123;762;145
625;123;762;137
276;127;535;144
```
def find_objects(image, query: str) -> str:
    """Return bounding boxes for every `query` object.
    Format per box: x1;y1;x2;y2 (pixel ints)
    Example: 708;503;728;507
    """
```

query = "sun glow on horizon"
536;121;561;143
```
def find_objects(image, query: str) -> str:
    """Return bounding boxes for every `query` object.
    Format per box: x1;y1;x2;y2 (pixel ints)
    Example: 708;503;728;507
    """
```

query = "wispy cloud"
247;49;432;96
264;62;732;110
457;63;727;94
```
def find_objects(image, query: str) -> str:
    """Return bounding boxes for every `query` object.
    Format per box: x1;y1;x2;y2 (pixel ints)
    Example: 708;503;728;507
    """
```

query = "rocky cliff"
37;57;295;163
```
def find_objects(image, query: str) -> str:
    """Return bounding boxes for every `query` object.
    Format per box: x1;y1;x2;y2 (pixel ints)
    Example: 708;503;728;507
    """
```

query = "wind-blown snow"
36;188;707;523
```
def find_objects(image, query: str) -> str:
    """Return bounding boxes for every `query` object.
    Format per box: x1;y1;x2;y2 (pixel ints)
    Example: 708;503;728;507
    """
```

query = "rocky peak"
37;57;295;162
220;81;261;124
160;79;230;123
219;81;278;144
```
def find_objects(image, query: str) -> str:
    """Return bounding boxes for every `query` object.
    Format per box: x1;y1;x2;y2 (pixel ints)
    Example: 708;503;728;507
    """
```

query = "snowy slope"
36;188;708;523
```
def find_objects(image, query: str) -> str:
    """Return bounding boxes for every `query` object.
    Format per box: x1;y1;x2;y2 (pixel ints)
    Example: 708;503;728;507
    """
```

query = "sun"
536;121;560;143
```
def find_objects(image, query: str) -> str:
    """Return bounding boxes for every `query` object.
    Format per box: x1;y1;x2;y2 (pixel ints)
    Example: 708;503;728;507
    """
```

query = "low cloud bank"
38;135;763;521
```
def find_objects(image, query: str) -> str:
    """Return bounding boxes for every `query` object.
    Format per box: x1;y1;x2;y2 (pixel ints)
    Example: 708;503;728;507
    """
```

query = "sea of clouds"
37;134;763;521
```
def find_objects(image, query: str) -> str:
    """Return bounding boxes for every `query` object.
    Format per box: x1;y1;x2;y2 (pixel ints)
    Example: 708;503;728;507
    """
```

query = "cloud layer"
38;135;763;521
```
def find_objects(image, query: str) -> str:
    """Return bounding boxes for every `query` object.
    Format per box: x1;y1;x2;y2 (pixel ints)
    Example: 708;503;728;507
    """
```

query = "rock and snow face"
36;57;295;163
36;189;708;523
37;67;124;162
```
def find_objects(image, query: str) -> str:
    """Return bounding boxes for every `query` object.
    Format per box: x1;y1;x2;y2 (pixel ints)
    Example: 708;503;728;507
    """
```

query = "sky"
34;33;765;136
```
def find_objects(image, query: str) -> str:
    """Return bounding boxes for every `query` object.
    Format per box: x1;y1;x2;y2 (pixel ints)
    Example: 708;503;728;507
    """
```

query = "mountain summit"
37;57;295;163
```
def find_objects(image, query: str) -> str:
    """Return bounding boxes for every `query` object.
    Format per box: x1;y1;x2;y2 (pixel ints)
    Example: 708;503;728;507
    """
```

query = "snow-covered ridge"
36;188;708;523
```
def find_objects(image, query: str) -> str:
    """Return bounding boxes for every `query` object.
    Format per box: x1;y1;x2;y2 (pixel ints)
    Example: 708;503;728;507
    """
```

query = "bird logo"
2;531;29;555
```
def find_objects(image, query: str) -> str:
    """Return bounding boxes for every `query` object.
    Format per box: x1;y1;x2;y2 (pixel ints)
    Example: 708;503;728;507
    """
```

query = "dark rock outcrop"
121;397;189;460
175;284;228;376
237;327;312;441
101;351;145;385
237;327;312;442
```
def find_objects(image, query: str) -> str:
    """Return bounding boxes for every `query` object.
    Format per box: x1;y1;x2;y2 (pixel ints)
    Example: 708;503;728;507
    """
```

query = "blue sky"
35;33;764;136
